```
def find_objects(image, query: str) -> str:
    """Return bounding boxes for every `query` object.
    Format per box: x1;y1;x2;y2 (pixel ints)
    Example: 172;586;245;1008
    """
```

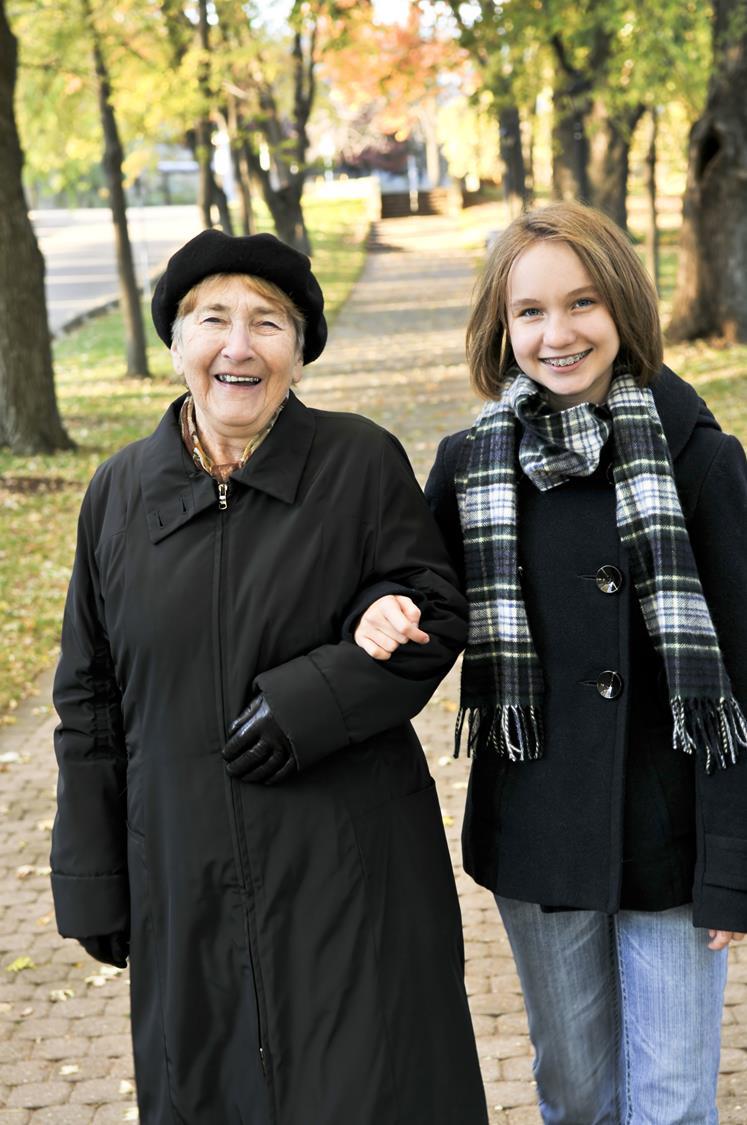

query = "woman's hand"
223;693;298;785
708;930;746;951
354;595;430;661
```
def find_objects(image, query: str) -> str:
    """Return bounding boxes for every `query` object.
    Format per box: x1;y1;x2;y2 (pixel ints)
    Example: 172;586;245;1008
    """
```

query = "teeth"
543;351;588;368
216;374;260;384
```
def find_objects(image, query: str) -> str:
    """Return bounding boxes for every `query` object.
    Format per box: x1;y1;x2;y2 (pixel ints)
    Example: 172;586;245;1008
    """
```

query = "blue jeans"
496;897;728;1124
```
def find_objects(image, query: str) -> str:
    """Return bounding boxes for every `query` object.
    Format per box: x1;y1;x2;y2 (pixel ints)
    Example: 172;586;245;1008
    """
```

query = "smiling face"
507;240;620;411
171;275;302;462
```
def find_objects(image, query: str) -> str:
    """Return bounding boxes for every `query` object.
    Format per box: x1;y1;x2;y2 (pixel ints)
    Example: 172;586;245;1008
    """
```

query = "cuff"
51;872;130;939
255;653;350;773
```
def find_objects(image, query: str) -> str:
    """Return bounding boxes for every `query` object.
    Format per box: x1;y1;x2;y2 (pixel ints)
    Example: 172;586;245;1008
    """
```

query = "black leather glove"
78;932;129;968
222;693;298;785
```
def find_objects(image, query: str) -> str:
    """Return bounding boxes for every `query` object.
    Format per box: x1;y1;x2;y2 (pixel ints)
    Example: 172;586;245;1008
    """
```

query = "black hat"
151;229;327;364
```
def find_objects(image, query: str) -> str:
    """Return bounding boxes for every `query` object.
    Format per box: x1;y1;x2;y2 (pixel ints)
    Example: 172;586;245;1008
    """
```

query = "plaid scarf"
455;371;746;773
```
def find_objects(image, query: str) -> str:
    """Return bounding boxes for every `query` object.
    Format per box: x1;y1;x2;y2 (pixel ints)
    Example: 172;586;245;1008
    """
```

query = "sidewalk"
2;207;746;1123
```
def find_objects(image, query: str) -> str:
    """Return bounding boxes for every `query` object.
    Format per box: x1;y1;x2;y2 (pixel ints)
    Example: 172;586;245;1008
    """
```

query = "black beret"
151;229;327;364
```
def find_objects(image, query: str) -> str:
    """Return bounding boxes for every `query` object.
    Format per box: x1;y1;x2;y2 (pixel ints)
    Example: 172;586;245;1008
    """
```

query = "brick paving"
1;207;746;1122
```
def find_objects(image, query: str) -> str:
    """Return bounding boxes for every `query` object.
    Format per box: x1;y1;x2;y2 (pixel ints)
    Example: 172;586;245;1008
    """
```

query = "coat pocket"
703;833;747;892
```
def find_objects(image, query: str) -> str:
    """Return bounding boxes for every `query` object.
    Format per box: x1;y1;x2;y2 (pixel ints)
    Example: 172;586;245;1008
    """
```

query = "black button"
596;565;623;594
597;671;623;699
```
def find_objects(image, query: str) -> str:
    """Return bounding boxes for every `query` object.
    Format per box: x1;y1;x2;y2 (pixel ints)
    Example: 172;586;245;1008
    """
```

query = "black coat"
426;368;747;931
50;392;488;1125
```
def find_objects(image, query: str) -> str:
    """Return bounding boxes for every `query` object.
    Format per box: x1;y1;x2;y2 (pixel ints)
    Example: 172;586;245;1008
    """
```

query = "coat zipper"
214;482;274;1101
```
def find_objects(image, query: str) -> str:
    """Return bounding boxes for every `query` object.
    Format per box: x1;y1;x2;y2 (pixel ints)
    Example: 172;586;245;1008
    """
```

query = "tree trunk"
552;100;591;201
498;104;529;213
0;0;72;451
645;107;660;292
263;180;310;254
211;176;234;235
86;3;149;377
196;0;212;229
669;0;747;342
588;101;645;231
550;31;612;205
233;142;257;236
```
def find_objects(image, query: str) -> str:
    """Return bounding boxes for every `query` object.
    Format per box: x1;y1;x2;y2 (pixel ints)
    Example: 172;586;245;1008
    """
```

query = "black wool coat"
50;392;488;1125
426;367;747;931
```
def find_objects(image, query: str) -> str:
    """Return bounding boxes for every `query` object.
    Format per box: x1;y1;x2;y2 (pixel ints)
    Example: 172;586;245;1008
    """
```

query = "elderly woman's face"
171;275;302;446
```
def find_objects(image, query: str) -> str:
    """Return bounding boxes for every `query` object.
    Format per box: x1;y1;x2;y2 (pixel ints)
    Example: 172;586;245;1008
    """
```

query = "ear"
291;354;303;386
171;341;184;377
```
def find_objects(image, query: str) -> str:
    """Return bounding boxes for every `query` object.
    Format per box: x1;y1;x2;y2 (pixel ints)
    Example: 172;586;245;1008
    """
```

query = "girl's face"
506;240;620;411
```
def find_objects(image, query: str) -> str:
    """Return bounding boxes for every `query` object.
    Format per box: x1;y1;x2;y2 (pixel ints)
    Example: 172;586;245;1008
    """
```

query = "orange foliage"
318;2;465;138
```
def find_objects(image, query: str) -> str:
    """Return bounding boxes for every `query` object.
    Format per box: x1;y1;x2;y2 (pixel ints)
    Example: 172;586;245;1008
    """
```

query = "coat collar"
650;364;720;460
141;390;316;544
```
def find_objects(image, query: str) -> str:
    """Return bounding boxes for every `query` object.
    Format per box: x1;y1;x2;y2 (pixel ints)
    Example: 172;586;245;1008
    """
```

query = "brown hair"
467;201;662;400
171;273;306;358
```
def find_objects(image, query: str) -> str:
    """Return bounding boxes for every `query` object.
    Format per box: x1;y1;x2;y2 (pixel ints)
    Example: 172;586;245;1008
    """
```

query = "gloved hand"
222;693;298;786
78;931;129;968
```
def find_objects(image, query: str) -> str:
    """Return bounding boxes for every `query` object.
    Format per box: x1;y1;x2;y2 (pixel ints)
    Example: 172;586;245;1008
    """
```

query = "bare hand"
708;930;746;951
354;595;429;661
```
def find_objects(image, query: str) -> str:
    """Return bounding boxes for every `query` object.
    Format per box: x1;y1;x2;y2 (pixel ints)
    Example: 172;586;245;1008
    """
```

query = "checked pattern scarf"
455;370;747;772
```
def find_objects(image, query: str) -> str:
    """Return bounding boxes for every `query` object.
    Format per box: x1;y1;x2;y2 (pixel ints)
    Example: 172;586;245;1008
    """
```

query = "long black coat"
50;392;488;1125
426;368;747;930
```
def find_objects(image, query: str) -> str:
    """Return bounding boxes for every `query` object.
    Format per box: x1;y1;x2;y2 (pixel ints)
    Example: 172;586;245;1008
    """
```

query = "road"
30;205;203;336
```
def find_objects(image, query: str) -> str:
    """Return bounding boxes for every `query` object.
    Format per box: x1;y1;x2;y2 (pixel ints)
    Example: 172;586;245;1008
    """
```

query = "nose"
221;321;255;360
542;311;576;350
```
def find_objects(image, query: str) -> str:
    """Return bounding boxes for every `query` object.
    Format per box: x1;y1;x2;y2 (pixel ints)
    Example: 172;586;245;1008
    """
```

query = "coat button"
597;671;623;699
596;565;623;594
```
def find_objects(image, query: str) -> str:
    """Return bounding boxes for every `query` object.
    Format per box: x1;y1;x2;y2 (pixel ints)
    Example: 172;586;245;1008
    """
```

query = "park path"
2;207;746;1123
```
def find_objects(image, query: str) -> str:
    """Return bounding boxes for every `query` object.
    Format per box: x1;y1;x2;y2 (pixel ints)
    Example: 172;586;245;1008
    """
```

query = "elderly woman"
50;231;488;1125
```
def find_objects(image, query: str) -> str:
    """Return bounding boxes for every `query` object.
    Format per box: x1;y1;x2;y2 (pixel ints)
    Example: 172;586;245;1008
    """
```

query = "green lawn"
0;195;369;720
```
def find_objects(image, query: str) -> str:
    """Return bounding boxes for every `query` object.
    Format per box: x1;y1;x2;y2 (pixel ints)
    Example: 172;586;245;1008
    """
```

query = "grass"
0;194;369;721
1;193;746;722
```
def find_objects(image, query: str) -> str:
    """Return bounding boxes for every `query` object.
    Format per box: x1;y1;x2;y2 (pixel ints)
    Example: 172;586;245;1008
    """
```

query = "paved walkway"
2;208;746;1123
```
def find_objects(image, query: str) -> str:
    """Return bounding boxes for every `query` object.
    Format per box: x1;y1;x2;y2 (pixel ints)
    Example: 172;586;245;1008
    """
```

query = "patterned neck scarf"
179;394;285;482
455;370;746;773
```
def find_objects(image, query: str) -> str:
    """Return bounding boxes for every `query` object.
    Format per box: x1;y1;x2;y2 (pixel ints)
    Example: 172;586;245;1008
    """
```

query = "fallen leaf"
5;956;36;973
49;988;75;1002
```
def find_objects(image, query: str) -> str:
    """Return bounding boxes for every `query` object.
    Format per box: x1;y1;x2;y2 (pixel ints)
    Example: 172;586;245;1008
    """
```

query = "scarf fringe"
455;704;544;762
671;696;747;773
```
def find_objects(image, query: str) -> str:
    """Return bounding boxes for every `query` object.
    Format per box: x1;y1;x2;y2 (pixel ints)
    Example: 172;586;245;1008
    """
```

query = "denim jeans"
496;897;728;1124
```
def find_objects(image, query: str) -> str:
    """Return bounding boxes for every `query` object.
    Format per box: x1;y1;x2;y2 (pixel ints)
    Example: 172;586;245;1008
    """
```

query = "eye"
201;315;224;325
573;297;595;309
517;307;542;318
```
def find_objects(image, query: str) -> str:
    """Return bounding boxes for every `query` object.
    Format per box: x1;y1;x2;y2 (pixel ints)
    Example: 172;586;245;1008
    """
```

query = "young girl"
354;201;747;1123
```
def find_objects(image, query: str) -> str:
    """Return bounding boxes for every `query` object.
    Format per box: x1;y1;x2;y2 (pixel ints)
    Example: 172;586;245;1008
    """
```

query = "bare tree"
0;0;72;452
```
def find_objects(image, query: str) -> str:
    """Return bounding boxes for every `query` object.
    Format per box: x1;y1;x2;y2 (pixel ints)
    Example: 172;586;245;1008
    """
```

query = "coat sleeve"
340;431;468;635
50;484;129;939
424;433;466;586
255;432;468;771
688;433;747;932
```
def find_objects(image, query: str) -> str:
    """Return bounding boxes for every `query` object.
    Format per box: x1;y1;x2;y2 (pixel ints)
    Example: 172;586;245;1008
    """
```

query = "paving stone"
68;1078;134;1105
7;1082;69;1109
31;1038;89;1063
28;1109;95;1124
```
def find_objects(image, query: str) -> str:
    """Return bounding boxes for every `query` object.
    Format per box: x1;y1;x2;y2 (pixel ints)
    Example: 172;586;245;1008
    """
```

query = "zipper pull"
217;482;229;510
